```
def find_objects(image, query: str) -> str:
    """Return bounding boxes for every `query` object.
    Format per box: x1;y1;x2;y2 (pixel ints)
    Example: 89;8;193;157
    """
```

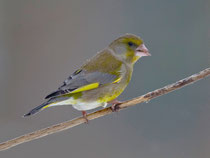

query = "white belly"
49;98;107;111
72;101;107;111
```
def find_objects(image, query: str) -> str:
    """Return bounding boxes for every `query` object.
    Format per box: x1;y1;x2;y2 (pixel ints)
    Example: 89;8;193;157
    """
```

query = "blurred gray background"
0;0;210;158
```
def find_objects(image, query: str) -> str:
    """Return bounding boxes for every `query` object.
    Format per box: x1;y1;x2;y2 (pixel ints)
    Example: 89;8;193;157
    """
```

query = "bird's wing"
45;50;123;99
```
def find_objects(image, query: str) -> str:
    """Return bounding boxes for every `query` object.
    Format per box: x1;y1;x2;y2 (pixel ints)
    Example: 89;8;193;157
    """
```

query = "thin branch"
0;68;209;151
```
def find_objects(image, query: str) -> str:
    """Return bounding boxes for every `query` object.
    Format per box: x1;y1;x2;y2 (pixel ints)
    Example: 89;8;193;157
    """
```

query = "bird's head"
109;34;151;64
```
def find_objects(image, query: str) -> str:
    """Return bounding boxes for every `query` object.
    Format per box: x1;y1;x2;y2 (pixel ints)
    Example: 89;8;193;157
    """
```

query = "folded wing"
45;50;123;99
45;70;119;99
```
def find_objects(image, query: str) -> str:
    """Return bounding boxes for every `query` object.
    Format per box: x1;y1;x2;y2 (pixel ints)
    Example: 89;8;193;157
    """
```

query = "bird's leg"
82;111;89;123
108;99;122;112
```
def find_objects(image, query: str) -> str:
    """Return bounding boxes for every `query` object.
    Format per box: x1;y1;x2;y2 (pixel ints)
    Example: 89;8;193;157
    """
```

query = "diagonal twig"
0;68;209;151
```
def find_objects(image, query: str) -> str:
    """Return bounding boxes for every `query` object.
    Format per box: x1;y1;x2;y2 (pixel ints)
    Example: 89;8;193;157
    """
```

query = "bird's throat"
125;51;140;64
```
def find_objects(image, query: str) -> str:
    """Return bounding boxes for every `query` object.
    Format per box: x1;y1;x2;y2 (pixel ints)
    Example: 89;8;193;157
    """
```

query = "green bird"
24;34;151;121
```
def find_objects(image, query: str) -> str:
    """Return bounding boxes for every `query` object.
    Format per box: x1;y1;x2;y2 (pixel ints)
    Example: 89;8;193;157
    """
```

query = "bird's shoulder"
81;48;124;74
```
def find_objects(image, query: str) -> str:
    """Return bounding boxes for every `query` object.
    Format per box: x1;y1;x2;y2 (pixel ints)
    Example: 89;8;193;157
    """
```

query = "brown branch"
0;68;210;151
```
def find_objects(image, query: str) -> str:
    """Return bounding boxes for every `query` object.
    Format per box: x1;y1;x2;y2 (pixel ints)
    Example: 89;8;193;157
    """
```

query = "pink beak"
135;44;151;57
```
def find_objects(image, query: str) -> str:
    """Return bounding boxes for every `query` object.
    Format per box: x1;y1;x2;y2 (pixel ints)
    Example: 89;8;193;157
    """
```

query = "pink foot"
108;99;122;112
82;111;89;123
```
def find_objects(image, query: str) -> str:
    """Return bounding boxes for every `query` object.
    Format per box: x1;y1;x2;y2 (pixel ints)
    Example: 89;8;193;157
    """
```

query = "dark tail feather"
45;91;61;99
23;102;49;117
45;89;76;99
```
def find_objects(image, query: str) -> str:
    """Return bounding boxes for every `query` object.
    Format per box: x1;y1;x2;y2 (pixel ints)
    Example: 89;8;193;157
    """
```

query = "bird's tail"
23;101;52;117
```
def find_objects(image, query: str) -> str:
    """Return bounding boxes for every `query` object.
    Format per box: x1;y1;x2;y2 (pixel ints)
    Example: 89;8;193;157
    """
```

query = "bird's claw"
108;99;122;112
111;103;121;112
82;111;89;124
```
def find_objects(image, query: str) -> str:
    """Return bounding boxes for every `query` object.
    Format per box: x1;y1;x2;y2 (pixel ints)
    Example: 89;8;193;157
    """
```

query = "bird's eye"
128;42;134;47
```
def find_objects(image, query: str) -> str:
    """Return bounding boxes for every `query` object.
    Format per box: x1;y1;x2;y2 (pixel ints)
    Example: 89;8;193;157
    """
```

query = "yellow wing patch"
112;76;122;83
70;82;99;94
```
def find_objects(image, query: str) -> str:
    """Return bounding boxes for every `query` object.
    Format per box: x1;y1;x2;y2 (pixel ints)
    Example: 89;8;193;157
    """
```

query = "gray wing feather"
45;70;117;99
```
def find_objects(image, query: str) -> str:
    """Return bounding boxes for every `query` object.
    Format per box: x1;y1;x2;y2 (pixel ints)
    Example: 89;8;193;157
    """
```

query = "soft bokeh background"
0;0;210;158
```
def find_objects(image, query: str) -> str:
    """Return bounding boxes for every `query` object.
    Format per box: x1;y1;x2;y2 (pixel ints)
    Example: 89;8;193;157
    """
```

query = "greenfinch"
24;34;151;121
